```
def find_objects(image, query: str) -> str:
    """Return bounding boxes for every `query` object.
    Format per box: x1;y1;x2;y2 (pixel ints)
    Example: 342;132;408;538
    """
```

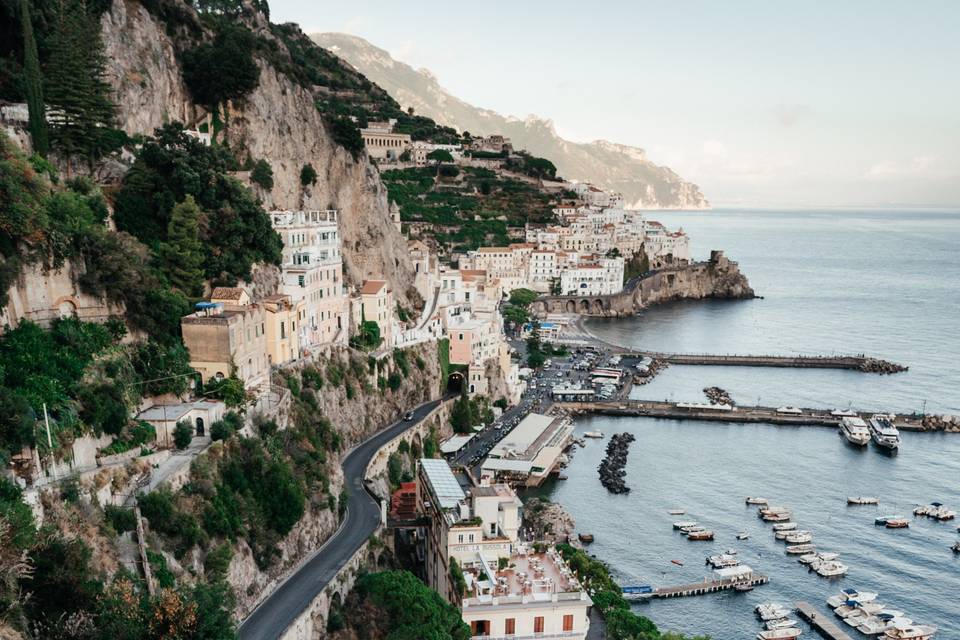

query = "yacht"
883;623;938;639
583;431;604;438
813;560;848;577
837;602;886;619
785;543;816;554
785;531;813;544
869;414;901;450
840;416;872;445
858;613;908;636
757;629;801;640
828;588;878;609
772;522;798;532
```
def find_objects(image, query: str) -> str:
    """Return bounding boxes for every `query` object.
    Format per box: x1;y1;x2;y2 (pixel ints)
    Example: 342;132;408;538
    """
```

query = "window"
504;618;515;635
534;617;544;634
563;614;574;632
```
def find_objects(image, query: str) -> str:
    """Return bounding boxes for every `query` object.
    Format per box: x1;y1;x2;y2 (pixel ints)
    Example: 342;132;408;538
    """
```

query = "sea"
538;208;960;639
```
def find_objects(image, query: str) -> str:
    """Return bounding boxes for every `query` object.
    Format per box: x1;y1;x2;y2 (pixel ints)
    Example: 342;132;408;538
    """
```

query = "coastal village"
0;2;955;640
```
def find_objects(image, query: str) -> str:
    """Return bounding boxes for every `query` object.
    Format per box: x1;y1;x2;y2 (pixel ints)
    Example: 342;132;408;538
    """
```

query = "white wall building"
270;210;349;350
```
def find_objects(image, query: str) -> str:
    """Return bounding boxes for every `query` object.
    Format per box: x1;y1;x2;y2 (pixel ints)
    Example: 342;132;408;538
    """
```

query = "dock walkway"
652;574;769;598
795;601;854;640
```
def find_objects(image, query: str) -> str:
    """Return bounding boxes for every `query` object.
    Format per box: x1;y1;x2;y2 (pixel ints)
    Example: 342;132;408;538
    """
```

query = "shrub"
325;115;364;159
250;159;273;190
104;505;137;533
204;543;234;581
173;420;193;449
387;372;402;392
210;419;233;442
300;163;317;186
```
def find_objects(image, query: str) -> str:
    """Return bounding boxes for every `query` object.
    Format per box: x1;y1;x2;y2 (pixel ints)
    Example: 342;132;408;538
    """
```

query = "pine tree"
44;0;116;163
19;0;48;157
159;196;205;297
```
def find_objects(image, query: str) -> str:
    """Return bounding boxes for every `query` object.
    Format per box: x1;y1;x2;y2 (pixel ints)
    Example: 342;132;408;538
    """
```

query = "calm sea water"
543;209;960;638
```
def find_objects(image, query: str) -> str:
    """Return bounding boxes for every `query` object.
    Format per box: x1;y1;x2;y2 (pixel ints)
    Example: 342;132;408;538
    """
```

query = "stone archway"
54;296;78;319
447;371;464;393
593;299;605;314
565;299;577;313
579;299;590;313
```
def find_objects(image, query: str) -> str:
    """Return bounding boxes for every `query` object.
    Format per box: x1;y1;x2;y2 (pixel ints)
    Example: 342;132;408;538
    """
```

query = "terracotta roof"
210;287;246;301
459;269;487;281
509;243;535;249
360;280;387;295
477;247;510;253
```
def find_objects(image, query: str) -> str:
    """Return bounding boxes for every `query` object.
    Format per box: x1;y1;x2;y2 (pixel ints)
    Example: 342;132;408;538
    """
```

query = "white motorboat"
848;496;880;505
883;623;937;639
858;614;909;636
775;530;793;540
828;588;879;609
706;553;740;568
759;608;795;622
583;431;604;438
785;543;816;554
757;629;801;640
737;531;750;540
800;551;839;565
840;416;872;445
785;531;813;544
813;560;848;577
762;511;793;522
680;525;706;535
869;414;901;450
766;618;799;631
773;522;798;532
673;521;697;529
844;609;872;627
668;508;686;515
746;497;769;505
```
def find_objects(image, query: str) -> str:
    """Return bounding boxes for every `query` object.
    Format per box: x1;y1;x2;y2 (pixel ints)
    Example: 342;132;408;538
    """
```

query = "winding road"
238;397;446;640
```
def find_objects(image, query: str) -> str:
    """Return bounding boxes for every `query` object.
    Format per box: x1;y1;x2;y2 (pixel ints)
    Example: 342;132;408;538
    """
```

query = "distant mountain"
311;32;709;210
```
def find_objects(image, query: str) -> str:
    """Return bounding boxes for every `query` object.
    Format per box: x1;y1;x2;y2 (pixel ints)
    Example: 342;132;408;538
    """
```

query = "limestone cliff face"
98;0;417;306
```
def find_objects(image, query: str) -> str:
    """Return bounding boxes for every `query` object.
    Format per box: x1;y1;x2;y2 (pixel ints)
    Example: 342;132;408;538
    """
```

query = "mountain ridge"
312;32;709;210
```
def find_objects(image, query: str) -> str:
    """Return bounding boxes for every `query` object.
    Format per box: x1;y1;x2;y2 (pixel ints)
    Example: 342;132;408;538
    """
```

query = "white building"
270;210;349;350
644;221;691;265
559;257;624;296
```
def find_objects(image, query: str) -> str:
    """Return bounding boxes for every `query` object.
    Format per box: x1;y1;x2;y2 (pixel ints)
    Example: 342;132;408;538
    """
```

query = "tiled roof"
210;287;246;301
360;280;387;295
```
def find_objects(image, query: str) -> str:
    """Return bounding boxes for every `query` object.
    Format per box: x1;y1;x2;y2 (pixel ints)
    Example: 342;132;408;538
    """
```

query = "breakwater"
630;352;908;373
559;399;941;431
597;432;635;493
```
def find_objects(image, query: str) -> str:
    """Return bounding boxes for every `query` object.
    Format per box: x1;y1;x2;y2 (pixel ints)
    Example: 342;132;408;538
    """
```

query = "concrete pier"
651;574;769;598
795;601;854;640
625;352;907;373
558;400;926;431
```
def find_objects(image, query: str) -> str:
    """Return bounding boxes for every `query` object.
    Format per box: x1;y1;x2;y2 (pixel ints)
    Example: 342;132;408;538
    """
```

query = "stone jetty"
598;432;636;494
703;386;734;405
859;357;908;374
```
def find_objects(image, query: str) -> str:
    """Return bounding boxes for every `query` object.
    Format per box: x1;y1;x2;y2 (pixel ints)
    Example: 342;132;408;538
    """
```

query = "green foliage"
158;195;205;297
426;148;454;164
387;451;403;489
338;486;348;520
105;505;137;534
204;375;248;408
0;477;36;549
387;372;402;392
43;0;121;162
76;381;129;436
182;24;260;108
18;0;48;156
325;114;364;159
392;348;410;376
113;123;281;285
174;420;193;449
0;386;36;460
624;249;651;282
22;533;102;634
349;320;381;350
353;571;470;640
509;288;538;307
250;158;274;190
449;558;467;596
504;152;558;180
130;340;195;395
299;163;317;186
204;543;233;581
493;398;508;410
147;549;176;588
449;391;494;434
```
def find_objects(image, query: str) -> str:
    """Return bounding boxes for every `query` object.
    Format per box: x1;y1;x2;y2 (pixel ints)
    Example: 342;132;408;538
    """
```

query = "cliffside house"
360;120;412;160
261;293;302;367
355;279;393;345
180;289;269;390
135;399;225;445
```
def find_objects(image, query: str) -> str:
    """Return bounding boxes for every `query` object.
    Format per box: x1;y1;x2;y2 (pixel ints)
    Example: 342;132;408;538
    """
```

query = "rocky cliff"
99;0;417;306
312;32;710;210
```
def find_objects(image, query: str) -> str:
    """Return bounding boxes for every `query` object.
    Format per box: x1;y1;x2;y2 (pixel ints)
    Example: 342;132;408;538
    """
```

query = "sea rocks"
859;358;908;374
522;497;576;544
921;414;960;433
633;359;668;386
703;386;734;406
598;432;635;494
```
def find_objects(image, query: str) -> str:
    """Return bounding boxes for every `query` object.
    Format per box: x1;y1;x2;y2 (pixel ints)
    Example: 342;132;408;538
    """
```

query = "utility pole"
43;403;56;481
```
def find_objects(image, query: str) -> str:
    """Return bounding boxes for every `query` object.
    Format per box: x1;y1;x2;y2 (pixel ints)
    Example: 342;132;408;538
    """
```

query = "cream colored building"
357;279;393;344
361;120;412;160
270;209;349;351
181;290;269;390
261;293;302;367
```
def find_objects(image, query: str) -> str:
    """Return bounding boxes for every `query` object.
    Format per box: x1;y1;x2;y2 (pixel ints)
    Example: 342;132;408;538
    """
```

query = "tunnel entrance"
447;371;465;394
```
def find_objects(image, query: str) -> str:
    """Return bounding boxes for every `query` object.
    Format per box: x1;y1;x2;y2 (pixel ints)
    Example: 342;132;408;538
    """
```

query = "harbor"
649;571;770;599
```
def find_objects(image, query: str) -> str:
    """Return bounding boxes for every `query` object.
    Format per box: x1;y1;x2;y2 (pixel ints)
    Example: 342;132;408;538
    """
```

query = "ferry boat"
869;414;901;450
883;623;938;639
840;416;872;445
848;496;880;505
785;543;816;554
746;497;769;505
757;629;801;640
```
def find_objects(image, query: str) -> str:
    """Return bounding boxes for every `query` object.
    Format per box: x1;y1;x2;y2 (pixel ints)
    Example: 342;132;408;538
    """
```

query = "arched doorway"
565;299;577;313
579;299;590;313
447;371;464;394
195;417;205;436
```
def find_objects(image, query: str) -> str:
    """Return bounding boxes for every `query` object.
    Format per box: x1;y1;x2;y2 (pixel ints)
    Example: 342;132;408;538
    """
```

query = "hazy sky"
271;1;960;207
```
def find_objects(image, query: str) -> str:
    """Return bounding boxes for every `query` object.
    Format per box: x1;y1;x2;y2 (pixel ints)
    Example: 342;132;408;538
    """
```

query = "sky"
270;1;960;208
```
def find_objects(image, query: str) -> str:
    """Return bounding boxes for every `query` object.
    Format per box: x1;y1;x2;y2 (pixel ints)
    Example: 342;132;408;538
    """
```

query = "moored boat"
746;497;769;505
813;560;848;577
951;541;960;553
772;522;798;532
828;588;878;609
673;521;697;529
687;530;714;541
883;622;938;639
706;553;739;568
766;618;799;630
885;518;910;529
583;431;604;438
737;531;750;540
578;533;594;543
668;508;686;515
757;628;801;640
848;496;880;505
869;414;902;450
785;543;816;554
785;531;813;544
799;551;839;565
840;416;872;445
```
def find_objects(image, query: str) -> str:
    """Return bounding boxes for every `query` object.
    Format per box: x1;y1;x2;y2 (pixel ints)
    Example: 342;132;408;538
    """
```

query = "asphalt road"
238;396;446;640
